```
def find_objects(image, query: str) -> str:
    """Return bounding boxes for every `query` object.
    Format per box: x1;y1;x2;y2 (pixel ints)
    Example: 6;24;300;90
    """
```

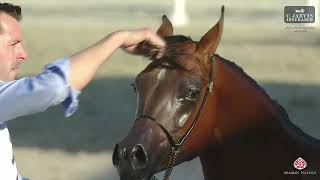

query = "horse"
112;6;320;180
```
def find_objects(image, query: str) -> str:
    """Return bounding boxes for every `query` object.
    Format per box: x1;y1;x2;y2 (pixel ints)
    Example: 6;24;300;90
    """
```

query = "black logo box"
284;6;315;23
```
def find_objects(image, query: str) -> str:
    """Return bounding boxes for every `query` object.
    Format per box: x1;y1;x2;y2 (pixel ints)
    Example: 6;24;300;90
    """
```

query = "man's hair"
0;3;22;21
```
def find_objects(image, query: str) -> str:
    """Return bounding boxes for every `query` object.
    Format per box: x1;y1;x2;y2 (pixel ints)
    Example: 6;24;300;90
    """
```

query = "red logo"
293;157;307;170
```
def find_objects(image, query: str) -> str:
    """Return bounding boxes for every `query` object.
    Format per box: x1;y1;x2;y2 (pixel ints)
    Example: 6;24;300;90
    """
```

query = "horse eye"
186;88;200;101
130;83;137;93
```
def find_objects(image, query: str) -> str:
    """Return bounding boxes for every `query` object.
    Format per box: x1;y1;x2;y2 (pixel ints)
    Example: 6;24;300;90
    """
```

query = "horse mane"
215;54;271;103
216;54;320;149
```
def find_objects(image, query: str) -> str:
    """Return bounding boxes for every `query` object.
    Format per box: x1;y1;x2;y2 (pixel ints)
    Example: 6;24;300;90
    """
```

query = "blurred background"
3;0;320;179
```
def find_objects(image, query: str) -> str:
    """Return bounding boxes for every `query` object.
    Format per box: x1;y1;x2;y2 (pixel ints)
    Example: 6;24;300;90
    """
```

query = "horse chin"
121;172;155;180
142;174;156;180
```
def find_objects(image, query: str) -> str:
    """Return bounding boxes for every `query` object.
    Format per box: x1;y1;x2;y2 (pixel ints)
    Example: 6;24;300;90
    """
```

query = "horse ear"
197;6;224;58
157;15;173;37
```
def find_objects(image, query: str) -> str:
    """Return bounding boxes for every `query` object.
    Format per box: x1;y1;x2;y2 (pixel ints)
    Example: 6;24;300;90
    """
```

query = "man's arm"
0;28;165;122
69;29;165;90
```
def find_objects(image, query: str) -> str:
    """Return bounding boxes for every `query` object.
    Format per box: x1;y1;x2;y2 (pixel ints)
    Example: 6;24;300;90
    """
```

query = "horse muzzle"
113;143;149;170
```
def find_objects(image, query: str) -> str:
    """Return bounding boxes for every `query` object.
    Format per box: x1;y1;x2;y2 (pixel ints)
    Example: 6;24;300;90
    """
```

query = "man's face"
0;13;27;81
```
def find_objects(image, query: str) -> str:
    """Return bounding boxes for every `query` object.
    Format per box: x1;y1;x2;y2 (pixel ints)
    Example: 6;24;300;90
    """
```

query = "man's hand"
69;28;166;91
119;28;166;59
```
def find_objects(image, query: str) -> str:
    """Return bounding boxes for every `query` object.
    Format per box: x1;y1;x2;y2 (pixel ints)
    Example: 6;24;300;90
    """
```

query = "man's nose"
18;45;28;61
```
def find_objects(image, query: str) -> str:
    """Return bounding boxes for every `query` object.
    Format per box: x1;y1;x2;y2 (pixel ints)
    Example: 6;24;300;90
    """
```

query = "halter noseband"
134;56;215;180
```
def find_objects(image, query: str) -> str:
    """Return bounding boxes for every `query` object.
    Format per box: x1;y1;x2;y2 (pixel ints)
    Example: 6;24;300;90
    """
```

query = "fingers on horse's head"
135;15;173;60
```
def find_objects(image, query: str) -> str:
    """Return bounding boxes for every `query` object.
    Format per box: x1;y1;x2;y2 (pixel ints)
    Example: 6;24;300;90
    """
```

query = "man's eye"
10;41;19;46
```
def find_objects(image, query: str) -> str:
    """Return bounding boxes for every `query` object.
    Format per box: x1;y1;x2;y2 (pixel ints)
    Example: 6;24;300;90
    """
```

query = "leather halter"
134;56;215;180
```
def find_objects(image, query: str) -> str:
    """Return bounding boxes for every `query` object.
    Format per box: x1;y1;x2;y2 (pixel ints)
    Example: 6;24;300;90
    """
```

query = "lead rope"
163;147;180;180
150;147;180;180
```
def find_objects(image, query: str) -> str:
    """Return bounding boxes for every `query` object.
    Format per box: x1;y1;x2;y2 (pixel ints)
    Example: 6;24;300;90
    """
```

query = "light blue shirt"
0;58;80;180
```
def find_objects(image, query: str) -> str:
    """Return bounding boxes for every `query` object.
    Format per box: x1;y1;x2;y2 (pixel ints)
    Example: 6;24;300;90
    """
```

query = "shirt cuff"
45;58;81;117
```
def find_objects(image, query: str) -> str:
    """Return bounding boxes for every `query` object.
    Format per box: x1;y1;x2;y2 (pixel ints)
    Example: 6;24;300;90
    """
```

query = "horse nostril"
130;144;148;170
112;144;120;166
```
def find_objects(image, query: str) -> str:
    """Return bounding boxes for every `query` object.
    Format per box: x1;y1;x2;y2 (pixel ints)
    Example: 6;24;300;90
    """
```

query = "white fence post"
170;0;190;27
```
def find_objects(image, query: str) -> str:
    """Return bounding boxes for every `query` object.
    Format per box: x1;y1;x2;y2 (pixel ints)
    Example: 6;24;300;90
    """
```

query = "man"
0;3;165;180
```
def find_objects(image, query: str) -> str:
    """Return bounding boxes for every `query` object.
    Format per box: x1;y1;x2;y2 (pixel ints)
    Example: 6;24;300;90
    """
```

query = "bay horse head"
112;5;320;180
112;6;224;180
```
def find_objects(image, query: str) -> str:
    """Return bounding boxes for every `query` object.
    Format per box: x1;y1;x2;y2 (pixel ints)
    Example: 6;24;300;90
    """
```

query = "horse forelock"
164;35;193;44
145;35;198;73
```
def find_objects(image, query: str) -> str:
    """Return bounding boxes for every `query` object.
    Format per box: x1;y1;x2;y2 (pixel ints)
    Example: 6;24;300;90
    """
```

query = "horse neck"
210;56;279;143
198;56;309;180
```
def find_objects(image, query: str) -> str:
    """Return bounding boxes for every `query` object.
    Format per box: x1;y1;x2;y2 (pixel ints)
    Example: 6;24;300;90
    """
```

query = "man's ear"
157;15;173;37
197;6;224;58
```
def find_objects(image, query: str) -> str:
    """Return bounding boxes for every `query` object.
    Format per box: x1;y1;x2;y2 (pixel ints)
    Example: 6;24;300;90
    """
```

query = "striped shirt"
0;59;80;180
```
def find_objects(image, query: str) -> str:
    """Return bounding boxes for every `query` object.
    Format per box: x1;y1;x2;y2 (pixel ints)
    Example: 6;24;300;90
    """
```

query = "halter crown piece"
136;56;216;180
